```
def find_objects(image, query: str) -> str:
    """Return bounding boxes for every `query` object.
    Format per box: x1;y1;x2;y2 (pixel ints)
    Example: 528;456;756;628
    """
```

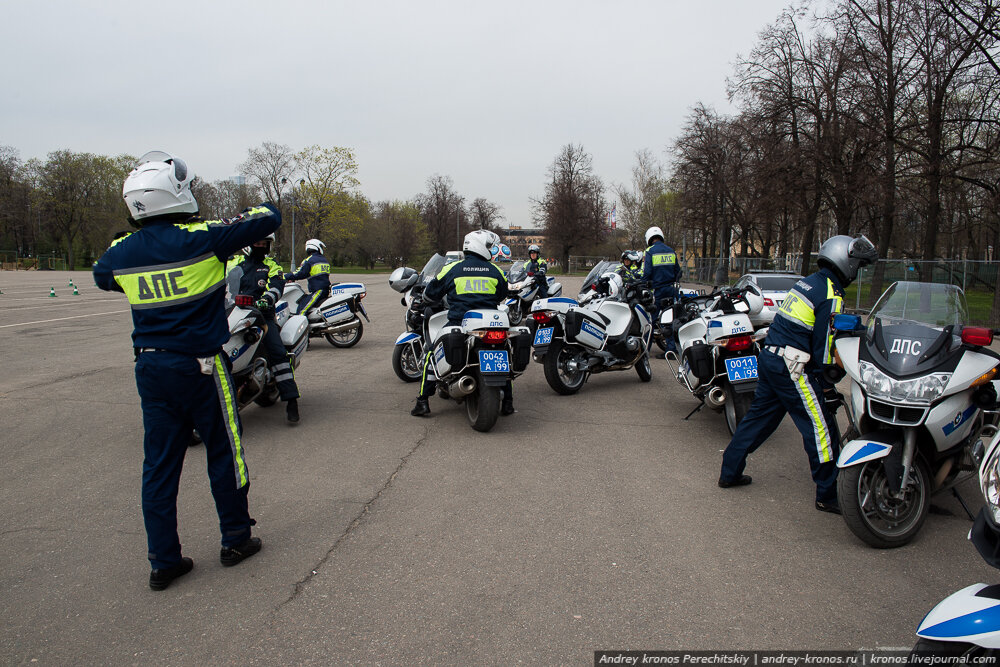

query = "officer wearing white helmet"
285;238;332;314
232;232;302;423
411;230;514;417
642;226;681;353
93;151;277;590
617;250;642;282
719;235;878;514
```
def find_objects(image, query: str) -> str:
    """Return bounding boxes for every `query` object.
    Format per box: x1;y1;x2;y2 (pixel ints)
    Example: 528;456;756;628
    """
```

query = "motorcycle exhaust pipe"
705;386;727;409
316;318;360;334
449;375;477;398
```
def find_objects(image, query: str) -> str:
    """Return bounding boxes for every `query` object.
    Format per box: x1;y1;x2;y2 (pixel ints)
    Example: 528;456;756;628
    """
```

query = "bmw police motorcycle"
222;269;309;410
504;262;564;326
278;280;369;348
661;284;767;435
911;430;1000;657
833;281;1000;548
529;271;655;394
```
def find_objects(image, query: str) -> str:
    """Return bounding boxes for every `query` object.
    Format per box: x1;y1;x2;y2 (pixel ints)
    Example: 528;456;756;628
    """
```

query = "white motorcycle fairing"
916;583;1000;648
837;439;893;468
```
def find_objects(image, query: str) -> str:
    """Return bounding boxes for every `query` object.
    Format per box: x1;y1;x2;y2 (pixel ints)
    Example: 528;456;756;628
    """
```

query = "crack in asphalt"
273;423;430;613
1;526;143;537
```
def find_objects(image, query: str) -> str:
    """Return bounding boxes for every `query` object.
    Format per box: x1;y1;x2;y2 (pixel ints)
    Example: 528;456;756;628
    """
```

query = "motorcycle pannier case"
442;331;467;369
565;310;607;349
320;298;354;325
511;333;532;371
684;341;714;382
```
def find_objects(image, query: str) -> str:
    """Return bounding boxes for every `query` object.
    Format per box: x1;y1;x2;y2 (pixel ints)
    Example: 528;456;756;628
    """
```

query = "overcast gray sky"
4;0;791;227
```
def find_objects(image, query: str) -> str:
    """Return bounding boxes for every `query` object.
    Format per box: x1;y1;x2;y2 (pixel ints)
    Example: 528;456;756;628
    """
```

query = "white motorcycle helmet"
601;271;624;299
463;229;495;261
388;266;419;293
122;151;197;223
741;283;764;316
305;238;325;254
644;226;664;246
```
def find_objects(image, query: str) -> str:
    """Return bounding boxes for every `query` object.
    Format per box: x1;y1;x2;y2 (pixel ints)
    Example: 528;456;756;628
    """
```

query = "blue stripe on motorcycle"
943;404;978;436
921;604;1000;639
843;442;891;466
463;312;483;319
547;297;578;305
395;332;421;345
708;320;722;328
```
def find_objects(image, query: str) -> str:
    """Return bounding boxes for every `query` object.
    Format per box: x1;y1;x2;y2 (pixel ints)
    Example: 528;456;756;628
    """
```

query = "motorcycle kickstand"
952;487;976;521
684;399;706;421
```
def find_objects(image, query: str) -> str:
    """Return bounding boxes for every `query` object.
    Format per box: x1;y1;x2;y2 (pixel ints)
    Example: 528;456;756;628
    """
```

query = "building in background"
500;227;547;260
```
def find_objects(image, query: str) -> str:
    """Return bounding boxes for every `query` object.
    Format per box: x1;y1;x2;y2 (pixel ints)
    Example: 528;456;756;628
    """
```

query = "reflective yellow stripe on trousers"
213;354;248;487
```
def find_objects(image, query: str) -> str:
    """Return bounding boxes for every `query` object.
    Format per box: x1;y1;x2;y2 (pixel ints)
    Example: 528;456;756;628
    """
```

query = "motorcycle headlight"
981;437;1000;524
858;361;951;406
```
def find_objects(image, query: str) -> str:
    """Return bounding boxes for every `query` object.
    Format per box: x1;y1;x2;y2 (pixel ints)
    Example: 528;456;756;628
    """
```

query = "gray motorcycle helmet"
388;266;419;293
816;234;878;286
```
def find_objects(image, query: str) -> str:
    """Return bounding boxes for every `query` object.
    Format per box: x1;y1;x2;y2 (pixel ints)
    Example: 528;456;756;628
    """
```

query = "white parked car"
732;272;803;328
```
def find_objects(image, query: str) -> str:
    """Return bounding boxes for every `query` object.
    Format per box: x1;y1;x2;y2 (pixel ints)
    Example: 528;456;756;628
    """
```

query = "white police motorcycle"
223;271;309;411
414;298;532;432
833;281;1000;548
661;284;766;435
529;272;654;395
504;262;563;326
912;428;1000;657
278;280;369;348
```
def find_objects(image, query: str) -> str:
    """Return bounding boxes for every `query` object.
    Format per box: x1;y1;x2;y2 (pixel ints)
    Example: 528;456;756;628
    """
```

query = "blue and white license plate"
725;355;758;383
479;349;510;374
533;327;554;346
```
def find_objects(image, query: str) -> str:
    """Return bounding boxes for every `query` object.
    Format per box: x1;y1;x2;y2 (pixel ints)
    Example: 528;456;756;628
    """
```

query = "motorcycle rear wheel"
392;343;422;383
326;321;363;348
723;385;753;435
839;456;930;548
465;377;500;432
543;342;586;395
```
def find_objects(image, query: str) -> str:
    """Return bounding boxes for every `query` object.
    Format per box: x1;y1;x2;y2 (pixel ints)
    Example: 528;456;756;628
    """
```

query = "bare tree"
534;144;607;268
239;142;295;208
415;175;466;252
468;197;504;231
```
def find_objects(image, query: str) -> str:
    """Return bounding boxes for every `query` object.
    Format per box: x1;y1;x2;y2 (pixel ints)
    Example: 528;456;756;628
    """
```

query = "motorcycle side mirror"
832;313;862;332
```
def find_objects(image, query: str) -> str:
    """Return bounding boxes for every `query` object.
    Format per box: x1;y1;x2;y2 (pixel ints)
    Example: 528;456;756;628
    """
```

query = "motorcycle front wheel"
326;320;364;348
465;376;500;432
723;385;753;435
543;342;587;395
838;456;930;548
508;302;524;326
392;342;422;383
635;353;652;382
911;638;997;661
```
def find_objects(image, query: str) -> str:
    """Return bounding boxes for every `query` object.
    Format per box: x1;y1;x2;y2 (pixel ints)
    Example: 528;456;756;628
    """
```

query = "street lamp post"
281;177;305;268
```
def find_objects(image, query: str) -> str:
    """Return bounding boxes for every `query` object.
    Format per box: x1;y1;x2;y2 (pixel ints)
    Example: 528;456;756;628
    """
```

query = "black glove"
823;387;841;412
256;294;275;312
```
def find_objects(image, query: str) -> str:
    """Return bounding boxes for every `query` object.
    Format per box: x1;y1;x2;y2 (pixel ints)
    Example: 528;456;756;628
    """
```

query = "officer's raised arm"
207;203;282;261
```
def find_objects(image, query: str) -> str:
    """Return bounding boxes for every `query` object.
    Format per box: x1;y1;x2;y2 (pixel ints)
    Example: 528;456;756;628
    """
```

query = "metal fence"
567;256;609;274
0;252;69;271
685;256;1000;326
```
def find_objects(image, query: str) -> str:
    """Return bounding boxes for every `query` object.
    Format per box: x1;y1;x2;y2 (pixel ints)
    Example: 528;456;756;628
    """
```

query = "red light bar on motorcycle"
532;312;553;325
234;294;254;307
962;327;994;347
724;335;754;352
479;330;508;344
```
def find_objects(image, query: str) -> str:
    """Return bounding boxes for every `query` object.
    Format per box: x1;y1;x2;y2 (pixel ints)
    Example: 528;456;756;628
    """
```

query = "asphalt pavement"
0;270;993;665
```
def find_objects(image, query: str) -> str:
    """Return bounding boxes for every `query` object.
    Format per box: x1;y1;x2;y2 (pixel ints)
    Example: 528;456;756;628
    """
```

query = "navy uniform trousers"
262;316;299;400
135;350;252;569
719;350;841;504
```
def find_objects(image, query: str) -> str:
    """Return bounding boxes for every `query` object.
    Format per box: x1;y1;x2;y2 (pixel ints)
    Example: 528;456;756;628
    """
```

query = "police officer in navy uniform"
523;244;548;298
93;152;278;590
285;238;331;315
718;235;877;513
642;226;681;354
412;230;513;417
232;234;301;423
617;250;642;283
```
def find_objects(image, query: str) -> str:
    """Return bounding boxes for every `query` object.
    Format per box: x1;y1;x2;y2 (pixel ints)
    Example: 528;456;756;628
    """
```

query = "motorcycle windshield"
578;261;621;297
507;263;527;283
418;254;448;285
865;281;967;376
